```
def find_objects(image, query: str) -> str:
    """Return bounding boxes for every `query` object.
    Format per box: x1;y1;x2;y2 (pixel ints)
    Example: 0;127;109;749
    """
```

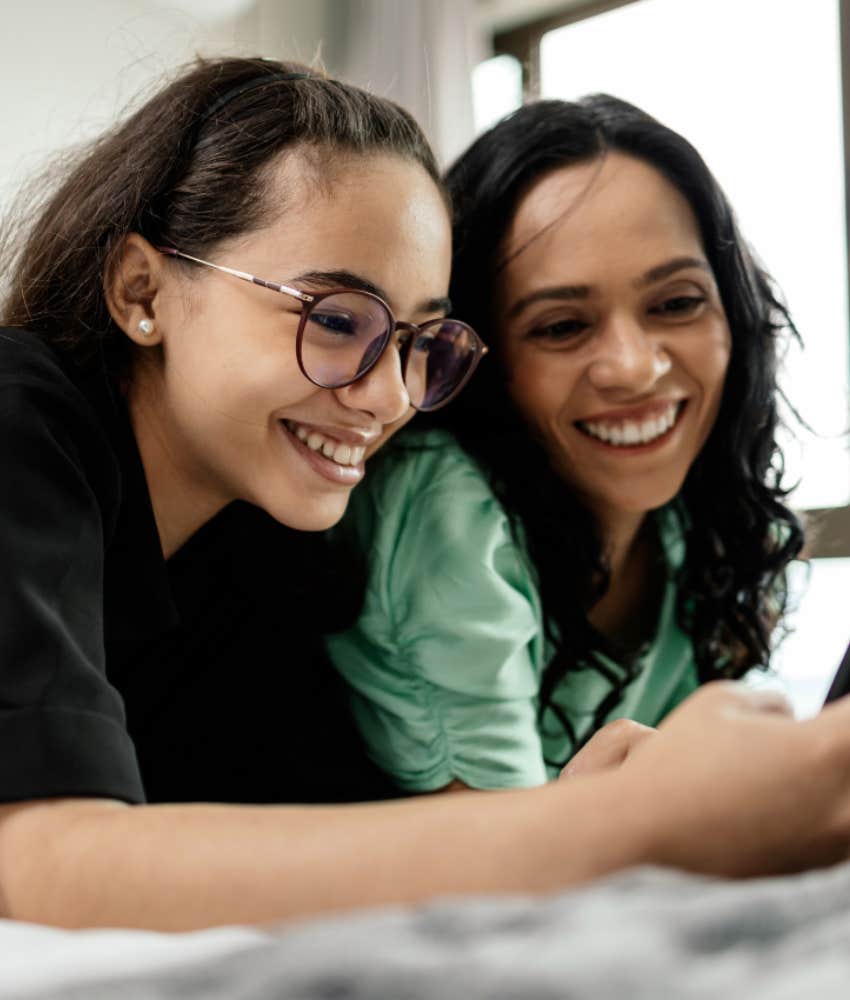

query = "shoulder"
0;327;100;428
0;327;119;514
345;427;536;605
360;426;496;513
0;326;78;391
344;426;509;562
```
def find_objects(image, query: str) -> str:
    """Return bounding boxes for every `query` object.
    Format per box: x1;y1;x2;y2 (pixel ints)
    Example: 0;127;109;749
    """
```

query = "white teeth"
579;403;680;447
284;422;366;467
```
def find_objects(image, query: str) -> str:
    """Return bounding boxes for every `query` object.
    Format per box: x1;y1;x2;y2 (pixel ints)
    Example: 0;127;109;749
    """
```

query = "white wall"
0;0;331;213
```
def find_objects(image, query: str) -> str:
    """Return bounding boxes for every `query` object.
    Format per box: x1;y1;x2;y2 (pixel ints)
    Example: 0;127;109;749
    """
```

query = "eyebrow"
635;256;711;288
506;256;712;319
295;269;452;315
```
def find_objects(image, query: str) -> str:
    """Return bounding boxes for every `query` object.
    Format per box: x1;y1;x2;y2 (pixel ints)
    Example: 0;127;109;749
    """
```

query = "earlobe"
104;233;165;346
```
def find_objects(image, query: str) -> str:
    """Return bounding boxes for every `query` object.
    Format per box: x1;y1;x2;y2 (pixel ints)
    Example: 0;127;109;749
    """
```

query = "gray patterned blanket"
3;862;849;998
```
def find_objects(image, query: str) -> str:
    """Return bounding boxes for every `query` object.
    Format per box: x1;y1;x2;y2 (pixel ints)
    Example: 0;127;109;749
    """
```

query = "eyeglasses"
158;247;487;412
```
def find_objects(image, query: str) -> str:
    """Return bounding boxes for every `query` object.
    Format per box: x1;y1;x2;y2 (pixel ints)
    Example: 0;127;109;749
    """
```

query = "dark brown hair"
0;56;442;373
429;96;803;763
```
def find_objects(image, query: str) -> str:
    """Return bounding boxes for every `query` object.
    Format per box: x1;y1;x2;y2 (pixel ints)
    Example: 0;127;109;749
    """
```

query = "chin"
259;495;350;533
607;486;683;516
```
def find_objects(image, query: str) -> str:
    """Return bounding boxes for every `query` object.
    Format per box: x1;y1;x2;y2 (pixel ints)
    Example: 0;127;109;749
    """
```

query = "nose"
335;340;411;424
587;313;671;394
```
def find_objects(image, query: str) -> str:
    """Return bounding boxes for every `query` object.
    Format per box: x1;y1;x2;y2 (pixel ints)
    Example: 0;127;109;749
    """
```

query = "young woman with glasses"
328;96;806;790
1;59;850;932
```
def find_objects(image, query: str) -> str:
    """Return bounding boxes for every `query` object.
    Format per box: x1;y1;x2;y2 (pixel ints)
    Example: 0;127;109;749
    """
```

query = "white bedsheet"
0;919;267;997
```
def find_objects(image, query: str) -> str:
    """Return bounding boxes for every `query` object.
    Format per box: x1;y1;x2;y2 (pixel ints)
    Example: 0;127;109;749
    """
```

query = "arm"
0;778;640;931
330;434;548;791
3;682;850;931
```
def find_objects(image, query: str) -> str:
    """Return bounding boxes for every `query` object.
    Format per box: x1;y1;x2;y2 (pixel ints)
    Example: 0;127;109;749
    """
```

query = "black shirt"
0;328;397;805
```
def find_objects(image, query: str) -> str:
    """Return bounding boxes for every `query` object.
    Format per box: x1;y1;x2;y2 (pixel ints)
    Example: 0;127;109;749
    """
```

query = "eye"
412;333;433;354
525;317;591;345
649;295;706;319
308;308;359;336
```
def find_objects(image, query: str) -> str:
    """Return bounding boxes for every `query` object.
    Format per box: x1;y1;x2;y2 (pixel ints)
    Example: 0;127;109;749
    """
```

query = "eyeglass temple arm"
157;247;314;303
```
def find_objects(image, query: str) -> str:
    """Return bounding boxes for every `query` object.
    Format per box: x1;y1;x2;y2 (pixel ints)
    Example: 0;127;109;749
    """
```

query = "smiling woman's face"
124;152;450;541
497;152;731;527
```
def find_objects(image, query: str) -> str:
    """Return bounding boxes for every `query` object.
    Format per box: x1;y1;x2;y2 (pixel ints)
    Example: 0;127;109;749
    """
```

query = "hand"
615;681;850;878
559;719;656;780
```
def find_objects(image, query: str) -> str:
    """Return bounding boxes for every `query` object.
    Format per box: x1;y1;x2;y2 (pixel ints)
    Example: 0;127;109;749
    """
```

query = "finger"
726;687;795;718
693;680;794;718
560;721;656;779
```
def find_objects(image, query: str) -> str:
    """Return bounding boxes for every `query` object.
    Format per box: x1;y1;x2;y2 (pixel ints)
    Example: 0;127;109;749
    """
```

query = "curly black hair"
428;96;804;764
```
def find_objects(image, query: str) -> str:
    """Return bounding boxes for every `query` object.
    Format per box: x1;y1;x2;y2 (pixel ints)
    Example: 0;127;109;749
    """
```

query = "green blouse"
327;429;698;791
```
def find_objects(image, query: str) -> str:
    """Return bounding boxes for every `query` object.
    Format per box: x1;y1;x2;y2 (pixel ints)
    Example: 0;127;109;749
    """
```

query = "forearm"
0;778;648;931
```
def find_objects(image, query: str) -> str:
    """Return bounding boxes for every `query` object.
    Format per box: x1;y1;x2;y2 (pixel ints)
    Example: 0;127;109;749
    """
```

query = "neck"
587;506;660;644
127;376;230;560
601;508;649;581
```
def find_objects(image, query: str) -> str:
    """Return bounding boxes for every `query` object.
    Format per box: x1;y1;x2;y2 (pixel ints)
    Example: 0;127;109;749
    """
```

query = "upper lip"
282;418;382;447
576;399;686;424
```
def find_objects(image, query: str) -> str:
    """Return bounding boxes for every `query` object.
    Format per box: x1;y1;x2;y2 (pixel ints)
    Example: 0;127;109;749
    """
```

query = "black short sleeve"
0;334;144;803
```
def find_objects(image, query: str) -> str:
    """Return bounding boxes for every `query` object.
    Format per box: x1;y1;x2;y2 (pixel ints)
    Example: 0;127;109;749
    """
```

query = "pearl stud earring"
139;319;154;337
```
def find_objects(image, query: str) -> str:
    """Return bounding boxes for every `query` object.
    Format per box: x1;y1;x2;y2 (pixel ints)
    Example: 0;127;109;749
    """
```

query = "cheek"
165;343;260;418
505;355;573;434
164;312;310;418
699;326;733;409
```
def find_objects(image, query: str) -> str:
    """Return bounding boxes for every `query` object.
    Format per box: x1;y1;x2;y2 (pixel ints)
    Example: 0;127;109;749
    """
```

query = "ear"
104;233;167;347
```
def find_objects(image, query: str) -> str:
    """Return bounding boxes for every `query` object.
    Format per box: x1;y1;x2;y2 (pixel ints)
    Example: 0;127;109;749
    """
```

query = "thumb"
701;681;795;719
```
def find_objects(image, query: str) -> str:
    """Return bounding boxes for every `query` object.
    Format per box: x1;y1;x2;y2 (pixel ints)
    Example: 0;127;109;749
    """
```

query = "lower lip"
575;403;687;454
278;422;365;486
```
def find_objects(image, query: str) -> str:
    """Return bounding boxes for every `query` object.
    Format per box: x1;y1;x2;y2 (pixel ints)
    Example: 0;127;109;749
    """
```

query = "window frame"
492;0;850;558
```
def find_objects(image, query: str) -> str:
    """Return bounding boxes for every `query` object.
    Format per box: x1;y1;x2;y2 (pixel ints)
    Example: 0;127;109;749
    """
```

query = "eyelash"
526;318;590;343
648;294;706;317
525;294;708;344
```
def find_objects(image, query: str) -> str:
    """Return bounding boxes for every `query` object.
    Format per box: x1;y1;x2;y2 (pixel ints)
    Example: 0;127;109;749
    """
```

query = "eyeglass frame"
157;247;487;411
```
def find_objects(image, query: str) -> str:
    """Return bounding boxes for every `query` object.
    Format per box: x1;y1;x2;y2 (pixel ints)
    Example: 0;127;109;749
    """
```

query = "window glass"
472;53;523;134
772;558;850;716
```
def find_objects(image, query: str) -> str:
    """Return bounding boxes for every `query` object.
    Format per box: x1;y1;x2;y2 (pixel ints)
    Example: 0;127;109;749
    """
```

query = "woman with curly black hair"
329;95;804;788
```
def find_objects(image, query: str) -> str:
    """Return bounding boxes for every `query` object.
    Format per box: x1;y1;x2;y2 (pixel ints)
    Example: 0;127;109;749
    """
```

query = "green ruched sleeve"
327;429;700;791
326;430;549;790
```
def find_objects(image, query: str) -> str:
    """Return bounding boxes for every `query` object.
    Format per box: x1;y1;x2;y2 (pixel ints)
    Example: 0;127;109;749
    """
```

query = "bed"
2;859;849;998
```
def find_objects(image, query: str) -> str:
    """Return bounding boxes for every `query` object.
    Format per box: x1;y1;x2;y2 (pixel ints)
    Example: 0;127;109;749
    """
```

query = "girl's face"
497;153;731;527
131;153;449;534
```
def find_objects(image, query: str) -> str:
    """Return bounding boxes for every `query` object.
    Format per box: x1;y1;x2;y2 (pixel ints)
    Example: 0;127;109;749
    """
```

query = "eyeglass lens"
300;292;478;411
404;320;478;410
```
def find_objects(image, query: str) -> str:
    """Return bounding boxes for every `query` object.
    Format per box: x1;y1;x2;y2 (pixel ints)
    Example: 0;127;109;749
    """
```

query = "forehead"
255;151;452;301
501;153;704;284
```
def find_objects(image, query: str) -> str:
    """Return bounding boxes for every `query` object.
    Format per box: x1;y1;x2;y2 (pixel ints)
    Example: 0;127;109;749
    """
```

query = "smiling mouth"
575;401;686;448
284;420;366;468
